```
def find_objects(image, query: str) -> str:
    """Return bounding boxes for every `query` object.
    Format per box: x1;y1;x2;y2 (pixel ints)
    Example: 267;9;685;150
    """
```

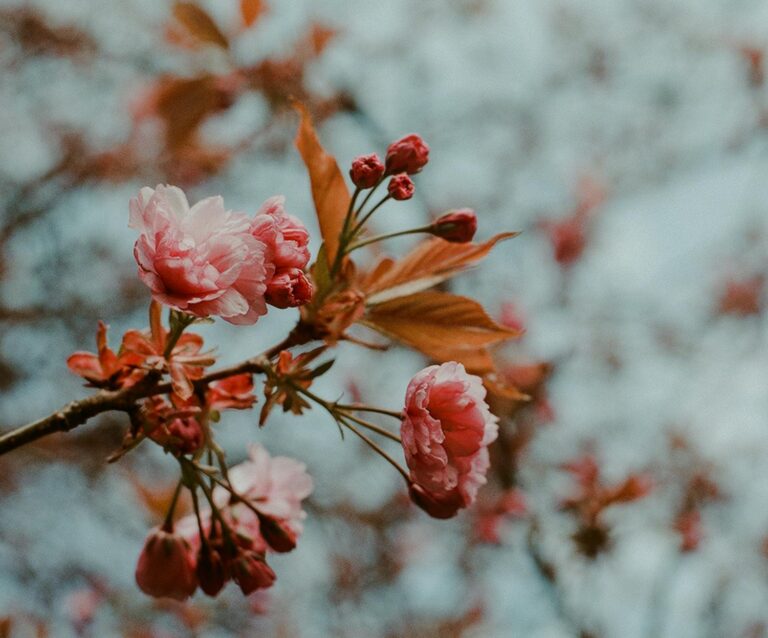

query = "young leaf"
293;102;350;267
360;291;520;372
240;0;266;27
360;233;519;305
172;2;229;50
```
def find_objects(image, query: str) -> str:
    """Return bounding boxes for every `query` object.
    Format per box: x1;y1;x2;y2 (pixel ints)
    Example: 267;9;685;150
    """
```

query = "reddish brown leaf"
172;2;229;50
361;291;520;372
240;0;266;27
154;75;221;149
294;102;350;266
360;233;519;304
306;23;337;57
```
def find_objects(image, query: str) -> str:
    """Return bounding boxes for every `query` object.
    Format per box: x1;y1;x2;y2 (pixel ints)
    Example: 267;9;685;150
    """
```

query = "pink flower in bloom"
129;185;273;324
265;268;313;309
430;209;478;243
385;134;430;175
401;362;499;518
135;527;198;600
214;444;313;552
349;153;385;189
388;174;415;201
250;196;310;271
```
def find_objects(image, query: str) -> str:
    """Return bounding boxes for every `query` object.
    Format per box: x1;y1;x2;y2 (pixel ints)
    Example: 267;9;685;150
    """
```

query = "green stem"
340;417;410;482
337;404;404;420
162;479;184;532
164;311;195;359
340;412;402;443
349;194;392;237
347;225;433;253
331;186;362;277
355;175;385;219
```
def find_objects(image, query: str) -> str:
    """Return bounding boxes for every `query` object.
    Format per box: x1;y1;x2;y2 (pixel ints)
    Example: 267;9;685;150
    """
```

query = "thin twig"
0;331;307;456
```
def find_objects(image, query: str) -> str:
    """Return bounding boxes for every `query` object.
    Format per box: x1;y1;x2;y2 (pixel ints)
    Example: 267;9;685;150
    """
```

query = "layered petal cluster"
130;185;274;324
164;445;313;598
218;443;314;544
401;362;498;518
251;196;313;308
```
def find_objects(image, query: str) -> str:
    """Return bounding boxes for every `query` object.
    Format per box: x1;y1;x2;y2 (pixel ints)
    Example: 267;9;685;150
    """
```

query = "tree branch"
0;330;310;457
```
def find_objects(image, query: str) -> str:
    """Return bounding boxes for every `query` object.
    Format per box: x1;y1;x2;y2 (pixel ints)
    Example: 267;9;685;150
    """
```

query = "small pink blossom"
130;185;274;324
214;444;313;551
401;362;499;518
135;527;198;601
250;196;310;271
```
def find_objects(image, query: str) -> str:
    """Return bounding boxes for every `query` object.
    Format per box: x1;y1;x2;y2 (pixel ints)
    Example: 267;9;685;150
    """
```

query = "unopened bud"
387;174;415;201
430;209;477;243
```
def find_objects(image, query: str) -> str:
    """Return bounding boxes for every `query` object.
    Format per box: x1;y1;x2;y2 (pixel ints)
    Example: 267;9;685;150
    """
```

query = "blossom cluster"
56;126;512;602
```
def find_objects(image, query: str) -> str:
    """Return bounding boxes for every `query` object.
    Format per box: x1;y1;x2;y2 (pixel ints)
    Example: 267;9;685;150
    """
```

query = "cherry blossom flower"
250;196;311;271
215;444;314;552
130;185;274;324
401;362;499;518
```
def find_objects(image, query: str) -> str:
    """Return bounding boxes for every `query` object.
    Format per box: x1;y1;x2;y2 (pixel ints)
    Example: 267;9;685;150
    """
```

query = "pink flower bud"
430;209;477;243
265;268;313;309
349;153;385;189
385;134;429;175
135;527;198;601
408;483;464;519
257;513;297;553
196;546;228;597
150;416;204;455
233;552;276;595
387;174;415;201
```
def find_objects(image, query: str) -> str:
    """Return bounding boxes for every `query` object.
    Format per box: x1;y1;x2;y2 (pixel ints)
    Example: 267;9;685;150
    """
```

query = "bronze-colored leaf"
294;101;350;266
360;233;519;304
240;0;266;27
361;291;520;372
172;2;229;50
154;75;221;150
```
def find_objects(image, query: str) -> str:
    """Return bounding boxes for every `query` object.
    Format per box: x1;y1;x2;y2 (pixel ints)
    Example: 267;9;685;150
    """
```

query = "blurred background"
1;1;768;636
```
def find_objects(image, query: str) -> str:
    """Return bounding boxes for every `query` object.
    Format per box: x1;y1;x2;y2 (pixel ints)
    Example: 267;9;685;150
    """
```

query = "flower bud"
349;153;385;189
135;527;198;600
265;268;314;309
385;134;429;175
430;209;477;243
408;483;463;519
233;551;276;595
387;174;415;201
257;513;297;553
196;546;228;597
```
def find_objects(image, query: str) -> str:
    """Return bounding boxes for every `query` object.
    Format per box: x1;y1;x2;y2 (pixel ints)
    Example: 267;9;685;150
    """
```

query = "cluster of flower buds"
338;134;477;267
135;445;313;600
58;127;514;604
